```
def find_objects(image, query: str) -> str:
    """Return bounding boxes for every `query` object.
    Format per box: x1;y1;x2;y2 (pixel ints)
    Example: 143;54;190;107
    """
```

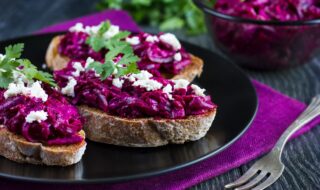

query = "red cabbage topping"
54;61;216;119
215;0;320;21
59;32;105;62
211;0;320;69
0;85;83;145
58;32;191;76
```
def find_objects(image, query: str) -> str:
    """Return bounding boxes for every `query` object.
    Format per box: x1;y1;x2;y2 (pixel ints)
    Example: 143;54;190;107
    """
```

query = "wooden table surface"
0;0;319;189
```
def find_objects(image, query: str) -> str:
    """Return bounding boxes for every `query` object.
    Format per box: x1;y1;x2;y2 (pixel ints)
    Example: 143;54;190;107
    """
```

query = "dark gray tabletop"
0;0;319;189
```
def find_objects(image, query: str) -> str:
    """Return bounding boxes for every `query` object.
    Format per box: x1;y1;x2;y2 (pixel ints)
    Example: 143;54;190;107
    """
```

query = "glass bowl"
193;0;320;70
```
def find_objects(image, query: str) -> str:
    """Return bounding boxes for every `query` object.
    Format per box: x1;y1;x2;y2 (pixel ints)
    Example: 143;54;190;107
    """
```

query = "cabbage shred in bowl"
193;0;320;70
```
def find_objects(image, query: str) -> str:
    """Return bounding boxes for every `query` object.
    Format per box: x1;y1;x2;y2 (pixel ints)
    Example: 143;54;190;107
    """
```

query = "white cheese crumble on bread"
72;62;85;77
69;22;119;40
4;81;48;102
25;110;48;123
126;36;140;45
112;78;124;88
173;79;189;89
61;77;77;97
163;84;173;100
133;79;163;91
145;35;159;43
191;84;206;97
174;52;182;62
159;33;181;51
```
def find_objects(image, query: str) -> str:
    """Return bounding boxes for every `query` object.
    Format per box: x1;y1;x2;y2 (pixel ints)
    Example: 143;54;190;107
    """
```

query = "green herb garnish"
0;43;56;88
96;0;208;35
87;44;140;80
86;20;131;52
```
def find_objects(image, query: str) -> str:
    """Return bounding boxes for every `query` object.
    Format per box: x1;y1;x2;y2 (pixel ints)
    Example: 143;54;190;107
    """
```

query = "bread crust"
78;105;216;147
0;127;86;166
45;35;203;82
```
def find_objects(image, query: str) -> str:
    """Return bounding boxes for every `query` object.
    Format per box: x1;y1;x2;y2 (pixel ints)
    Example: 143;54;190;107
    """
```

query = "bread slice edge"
79;105;216;147
0;127;86;166
45;35;203;82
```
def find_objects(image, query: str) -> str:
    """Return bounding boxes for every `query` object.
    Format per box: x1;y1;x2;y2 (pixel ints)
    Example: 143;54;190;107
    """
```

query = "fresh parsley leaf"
96;0;207;35
5;43;24;59
0;44;56;88
98;20;111;36
86;36;105;52
88;61;115;80
117;53;139;66
116;62;140;77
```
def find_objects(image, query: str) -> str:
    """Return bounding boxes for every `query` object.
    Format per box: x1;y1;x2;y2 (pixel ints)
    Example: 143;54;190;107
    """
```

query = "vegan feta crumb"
145;35;159;43
103;25;120;39
4;81;48;102
159;33;181;51
126;36;140;45
163;84;173;100
112;78;124;88
25;110;48;123
173;52;182;61
61;77;77;97
72;61;85;77
69;23;85;33
133;79;163;91
191;84;206;97
173;79;189;89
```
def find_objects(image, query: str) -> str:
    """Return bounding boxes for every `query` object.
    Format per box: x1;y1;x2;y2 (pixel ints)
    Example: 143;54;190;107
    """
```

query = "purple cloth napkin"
1;9;320;190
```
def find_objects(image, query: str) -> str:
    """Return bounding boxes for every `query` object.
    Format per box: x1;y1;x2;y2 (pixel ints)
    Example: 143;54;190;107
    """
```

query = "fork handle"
273;95;320;156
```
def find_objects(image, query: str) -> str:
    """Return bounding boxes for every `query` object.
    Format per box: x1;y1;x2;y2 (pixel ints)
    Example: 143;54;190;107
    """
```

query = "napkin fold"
1;9;319;190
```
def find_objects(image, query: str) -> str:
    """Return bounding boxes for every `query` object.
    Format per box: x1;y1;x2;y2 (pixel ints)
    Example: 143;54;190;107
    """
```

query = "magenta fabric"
1;9;320;190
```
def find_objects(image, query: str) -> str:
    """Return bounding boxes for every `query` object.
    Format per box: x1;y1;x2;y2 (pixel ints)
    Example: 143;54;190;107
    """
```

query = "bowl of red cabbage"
193;0;320;70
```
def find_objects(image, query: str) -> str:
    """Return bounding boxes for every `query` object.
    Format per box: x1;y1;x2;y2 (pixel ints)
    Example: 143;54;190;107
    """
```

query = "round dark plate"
0;33;258;184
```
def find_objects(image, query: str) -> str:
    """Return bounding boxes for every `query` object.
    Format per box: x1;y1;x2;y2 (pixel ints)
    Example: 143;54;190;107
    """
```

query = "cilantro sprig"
87;44;140;80
0;43;56;88
84;20;140;80
86;20;131;52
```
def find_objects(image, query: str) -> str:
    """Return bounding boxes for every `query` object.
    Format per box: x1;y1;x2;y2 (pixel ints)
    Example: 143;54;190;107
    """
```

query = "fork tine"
224;167;259;188
251;172;282;190
234;171;268;190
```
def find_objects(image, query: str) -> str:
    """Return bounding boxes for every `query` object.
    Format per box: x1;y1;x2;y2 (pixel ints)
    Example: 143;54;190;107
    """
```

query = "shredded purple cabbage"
215;0;320;21
0;85;83;145
58;32;191;76
54;61;216;119
212;0;320;69
59;32;104;62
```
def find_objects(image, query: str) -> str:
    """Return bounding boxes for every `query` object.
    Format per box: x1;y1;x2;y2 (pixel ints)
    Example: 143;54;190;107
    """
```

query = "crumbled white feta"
112;78;124;88
103;25;120;39
61;77;77;97
145;35;159;43
163;84;173;100
133;79;163;91
85;25;101;35
129;70;153;80
4;81;48;102
159;33;181;51
71;62;85;77
173;52;182;62
69;23;85;33
173;79;189;89
191;84;206;97
4;81;27;99
41;64;47;69
25;110;48;123
29;81;48;102
84;57;95;69
126;36;140;45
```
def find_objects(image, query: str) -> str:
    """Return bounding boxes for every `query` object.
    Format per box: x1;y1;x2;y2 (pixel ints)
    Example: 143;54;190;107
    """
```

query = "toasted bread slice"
78;105;216;147
0;127;86;166
45;35;203;82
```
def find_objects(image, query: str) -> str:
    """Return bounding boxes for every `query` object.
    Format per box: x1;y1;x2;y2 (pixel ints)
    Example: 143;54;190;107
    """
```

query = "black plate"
0;33;258;184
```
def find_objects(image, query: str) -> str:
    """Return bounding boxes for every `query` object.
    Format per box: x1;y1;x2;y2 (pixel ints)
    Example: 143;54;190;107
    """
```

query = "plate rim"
0;33;258;184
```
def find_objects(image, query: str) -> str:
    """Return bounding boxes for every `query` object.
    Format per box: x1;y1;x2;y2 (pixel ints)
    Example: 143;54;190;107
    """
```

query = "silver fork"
225;95;320;190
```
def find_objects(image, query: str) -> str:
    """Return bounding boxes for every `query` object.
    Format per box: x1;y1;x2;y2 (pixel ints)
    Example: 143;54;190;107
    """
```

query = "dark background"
0;0;320;189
